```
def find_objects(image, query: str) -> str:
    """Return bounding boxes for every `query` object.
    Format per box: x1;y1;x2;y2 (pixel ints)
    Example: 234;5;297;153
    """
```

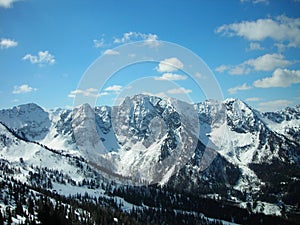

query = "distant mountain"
0;95;299;224
262;105;300;143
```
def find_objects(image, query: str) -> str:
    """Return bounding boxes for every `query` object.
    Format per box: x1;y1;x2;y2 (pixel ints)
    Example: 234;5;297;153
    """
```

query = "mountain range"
0;94;299;224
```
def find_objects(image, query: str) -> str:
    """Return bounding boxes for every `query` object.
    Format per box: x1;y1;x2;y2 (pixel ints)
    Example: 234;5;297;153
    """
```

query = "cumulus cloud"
247;53;290;71
167;87;192;94
12;84;37;94
154;73;187;81
0;38;18;49
68;88;107;98
216;53;291;75
156;57;184;73
0;0;19;8
103;49;120;55
228;83;252;94
216;15;300;48
113;32;159;47
258;100;292;112
22;51;55;66
254;68;300;88
104;85;122;92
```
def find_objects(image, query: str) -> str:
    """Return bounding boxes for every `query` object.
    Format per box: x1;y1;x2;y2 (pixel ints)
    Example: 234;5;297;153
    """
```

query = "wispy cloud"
254;68;300;88
113;32;159;47
22;51;55;66
0;0;19;8
103;49;120;55
228;83;252;94
216;53;291;75
0;38;18;49
68;88;107;98
12;84;37;94
167;87;192;94
258;100;292;112
93;38;105;48
215;65;230;73
104;85;122;92
247;42;264;51
195;72;205;79
216;15;300;48
240;0;269;4
154;73;187;81
245;97;261;102
93;32;160;49
156;57;184;73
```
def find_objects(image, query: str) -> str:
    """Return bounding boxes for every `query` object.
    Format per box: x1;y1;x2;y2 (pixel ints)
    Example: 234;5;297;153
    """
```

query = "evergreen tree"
0;211;4;225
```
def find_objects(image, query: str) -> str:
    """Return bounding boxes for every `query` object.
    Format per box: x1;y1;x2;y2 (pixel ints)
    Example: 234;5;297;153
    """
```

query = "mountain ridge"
0;94;299;223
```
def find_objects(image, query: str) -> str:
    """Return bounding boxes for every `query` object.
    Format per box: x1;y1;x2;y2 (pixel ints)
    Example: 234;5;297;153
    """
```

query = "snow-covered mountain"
0;94;299;222
193;98;299;196
195;98;299;166
262;105;300;143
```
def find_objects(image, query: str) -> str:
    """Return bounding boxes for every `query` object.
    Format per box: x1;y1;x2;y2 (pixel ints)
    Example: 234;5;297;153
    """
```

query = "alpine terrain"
0;94;299;225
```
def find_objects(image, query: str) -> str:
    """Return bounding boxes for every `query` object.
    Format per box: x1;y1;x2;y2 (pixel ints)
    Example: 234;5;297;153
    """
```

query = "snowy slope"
0;96;299;209
104;94;200;184
195;98;299;166
0;95;300;223
0;122;87;184
0;103;51;141
262;105;300;143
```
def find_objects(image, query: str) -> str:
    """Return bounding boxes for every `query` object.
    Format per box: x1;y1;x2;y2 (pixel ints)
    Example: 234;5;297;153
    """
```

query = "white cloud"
216;15;300;48
229;65;250;75
240;0;269;4
274;43;287;52
141;91;169;99
167;87;192;94
228;83;252;94
216;53;291;75
247;53;290;71
0;0;19;8
113;32;159;47
195;72;205;79
254;68;300;88
113;32;134;43
13;84;37;94
103;49;120;55
247;42;264;51
215;65;230;73
245;97;261;102
68;88;107;98
22;51;55;66
258;100;292;112
154;73;187;81
93;38;105;48
0;38;18;49
143;33;160;47
104;85;122;92
156;57;184;73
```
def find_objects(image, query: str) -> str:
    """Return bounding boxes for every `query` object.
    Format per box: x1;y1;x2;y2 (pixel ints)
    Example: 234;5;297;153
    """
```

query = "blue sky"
0;0;299;111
